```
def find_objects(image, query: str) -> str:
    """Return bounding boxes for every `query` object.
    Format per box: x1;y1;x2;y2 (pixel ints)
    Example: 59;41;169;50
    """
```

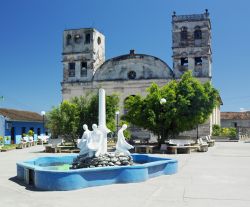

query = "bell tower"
62;28;105;83
172;10;212;82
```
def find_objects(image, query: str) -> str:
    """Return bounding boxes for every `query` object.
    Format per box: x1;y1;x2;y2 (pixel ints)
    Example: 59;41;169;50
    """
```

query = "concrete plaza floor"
1;141;250;207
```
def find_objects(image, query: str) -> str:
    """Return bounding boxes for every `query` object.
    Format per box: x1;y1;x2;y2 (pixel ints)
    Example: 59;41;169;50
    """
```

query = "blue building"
0;108;45;145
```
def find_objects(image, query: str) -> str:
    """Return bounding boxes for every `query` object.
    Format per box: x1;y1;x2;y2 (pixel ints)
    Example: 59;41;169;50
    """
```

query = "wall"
0;115;5;137
221;119;250;128
62;78;172;115
0;115;5;144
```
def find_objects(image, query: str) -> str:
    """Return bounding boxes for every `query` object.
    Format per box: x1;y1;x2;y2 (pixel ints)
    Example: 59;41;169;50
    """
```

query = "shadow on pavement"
9;176;45;192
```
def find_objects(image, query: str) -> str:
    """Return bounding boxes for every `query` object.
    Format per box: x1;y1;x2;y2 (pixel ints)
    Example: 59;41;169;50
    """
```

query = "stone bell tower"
172;10;212;82
62;28;105;83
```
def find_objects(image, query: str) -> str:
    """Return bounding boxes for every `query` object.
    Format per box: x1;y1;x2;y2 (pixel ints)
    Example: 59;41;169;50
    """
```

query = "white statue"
77;124;91;155
115;124;134;156
87;124;104;157
98;88;111;154
77;89;112;158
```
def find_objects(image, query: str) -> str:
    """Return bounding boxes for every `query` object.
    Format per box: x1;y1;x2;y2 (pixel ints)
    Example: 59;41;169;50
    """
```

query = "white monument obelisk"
98;88;110;154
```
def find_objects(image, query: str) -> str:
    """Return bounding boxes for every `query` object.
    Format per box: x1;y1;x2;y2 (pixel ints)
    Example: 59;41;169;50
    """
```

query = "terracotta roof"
221;112;250;120
0;108;43;122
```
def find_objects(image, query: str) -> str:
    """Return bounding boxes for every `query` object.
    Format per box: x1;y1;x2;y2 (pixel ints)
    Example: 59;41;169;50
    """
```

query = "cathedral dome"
93;50;173;81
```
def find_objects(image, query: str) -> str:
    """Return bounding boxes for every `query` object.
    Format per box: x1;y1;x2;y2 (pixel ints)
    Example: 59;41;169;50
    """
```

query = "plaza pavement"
1;141;250;207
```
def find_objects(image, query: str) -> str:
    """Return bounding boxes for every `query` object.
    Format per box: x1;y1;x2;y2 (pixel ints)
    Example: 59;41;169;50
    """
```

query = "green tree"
123;71;219;144
212;124;221;136
46;92;119;144
46;101;79;145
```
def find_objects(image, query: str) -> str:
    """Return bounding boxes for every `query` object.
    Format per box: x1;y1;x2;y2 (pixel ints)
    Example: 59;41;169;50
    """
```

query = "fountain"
16;89;178;191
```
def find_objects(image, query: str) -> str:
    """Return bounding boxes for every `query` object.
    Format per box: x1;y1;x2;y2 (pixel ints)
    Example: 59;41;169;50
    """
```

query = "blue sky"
0;0;249;113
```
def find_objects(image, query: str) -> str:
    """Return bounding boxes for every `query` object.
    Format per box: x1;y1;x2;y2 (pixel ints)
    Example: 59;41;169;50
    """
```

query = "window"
74;34;81;43
6;122;12;130
85;33;90;44
68;62;75;77
195;57;202;66
21;127;26;136
81;62;87;77
180;27;188;41
181;57;188;66
66;34;71;45
81;62;87;69
127;71;136;79
37;128;41;136
97;36;101;45
233;122;238;128
194;27;202;39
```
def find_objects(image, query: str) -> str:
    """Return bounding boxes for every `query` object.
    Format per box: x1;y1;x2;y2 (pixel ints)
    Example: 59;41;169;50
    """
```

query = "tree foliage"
123;71;219;143
46;92;119;144
212;124;236;138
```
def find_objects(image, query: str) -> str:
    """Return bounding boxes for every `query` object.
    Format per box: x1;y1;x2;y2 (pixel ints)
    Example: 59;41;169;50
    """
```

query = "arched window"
180;27;188;41
194;26;202;39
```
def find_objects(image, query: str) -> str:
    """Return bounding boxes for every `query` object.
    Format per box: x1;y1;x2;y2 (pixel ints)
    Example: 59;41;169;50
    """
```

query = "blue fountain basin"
16;154;178;191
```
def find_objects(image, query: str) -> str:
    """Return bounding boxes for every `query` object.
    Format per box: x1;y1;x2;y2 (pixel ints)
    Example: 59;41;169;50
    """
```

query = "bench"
167;145;199;154
197;138;209;152
204;135;215;147
16;136;37;149
37;135;49;145
134;145;155;154
45;138;64;153
167;138;203;154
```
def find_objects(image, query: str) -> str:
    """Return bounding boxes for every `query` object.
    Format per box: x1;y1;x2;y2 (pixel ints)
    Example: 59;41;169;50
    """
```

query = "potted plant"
27;130;34;142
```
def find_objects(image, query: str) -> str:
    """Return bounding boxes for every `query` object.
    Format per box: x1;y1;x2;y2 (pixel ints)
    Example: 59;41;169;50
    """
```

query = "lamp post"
41;111;46;135
115;111;120;137
160;98;166;142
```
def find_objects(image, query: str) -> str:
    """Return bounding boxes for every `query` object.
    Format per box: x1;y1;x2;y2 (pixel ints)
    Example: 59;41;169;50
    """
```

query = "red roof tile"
0;108;43;122
221;112;250;120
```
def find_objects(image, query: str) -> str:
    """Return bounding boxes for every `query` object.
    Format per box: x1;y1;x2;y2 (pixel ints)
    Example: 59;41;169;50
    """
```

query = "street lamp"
115;111;120;137
160;98;166;105
41;111;46;135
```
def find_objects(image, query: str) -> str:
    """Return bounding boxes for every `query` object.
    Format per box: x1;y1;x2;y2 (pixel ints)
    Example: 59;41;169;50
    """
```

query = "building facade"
0;108;45;145
61;10;220;138
221;112;250;137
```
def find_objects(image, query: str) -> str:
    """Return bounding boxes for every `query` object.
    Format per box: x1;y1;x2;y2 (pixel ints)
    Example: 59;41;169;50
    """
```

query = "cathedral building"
61;10;220;137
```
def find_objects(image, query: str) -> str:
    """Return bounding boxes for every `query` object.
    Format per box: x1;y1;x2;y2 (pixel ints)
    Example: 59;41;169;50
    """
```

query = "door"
11;127;15;144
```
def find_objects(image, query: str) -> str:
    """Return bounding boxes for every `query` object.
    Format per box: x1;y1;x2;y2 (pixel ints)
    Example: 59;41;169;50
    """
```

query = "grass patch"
1;144;18;151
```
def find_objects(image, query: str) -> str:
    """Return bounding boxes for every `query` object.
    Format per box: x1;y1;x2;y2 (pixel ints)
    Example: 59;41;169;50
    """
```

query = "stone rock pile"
71;153;133;169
